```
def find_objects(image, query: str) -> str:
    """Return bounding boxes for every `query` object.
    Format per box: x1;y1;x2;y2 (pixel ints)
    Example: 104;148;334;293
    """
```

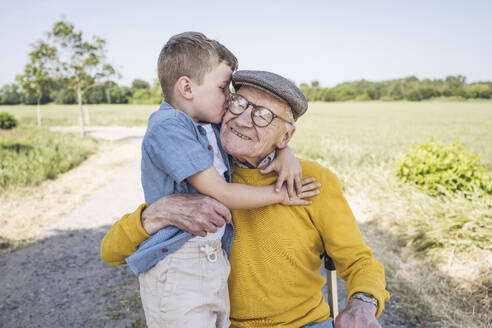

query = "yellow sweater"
228;161;389;327
100;160;389;327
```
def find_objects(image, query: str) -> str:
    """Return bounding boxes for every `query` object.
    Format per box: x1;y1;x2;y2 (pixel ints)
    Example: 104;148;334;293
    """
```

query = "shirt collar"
232;150;277;169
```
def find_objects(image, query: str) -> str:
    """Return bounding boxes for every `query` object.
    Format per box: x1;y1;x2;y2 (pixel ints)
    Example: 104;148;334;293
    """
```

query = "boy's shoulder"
147;101;196;135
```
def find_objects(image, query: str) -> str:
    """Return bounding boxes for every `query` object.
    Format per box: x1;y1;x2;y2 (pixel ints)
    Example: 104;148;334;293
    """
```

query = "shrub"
0;112;18;130
395;138;492;197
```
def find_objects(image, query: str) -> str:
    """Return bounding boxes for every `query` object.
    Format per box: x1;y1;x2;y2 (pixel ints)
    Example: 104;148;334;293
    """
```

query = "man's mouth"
230;127;251;140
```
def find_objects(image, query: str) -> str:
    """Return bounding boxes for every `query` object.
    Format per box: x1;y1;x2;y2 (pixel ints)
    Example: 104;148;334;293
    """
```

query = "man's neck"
233;150;277;169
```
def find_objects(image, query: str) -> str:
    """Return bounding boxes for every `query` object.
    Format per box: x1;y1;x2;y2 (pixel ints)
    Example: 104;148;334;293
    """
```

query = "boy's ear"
175;76;193;100
276;126;296;149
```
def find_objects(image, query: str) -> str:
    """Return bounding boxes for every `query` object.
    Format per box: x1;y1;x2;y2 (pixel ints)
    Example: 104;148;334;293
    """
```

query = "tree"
47;20;117;134
0;83;23;105
131;79;150;90
16;42;56;127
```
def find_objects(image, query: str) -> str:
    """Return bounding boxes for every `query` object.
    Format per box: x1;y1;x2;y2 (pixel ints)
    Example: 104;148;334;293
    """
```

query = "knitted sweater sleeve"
100;204;151;266
308;164;390;317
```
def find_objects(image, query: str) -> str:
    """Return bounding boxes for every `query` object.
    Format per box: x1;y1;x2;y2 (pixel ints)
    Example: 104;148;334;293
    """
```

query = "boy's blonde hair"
157;32;238;103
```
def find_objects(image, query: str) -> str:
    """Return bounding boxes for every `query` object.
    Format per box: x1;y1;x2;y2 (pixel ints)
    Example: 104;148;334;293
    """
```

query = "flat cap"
232;70;308;120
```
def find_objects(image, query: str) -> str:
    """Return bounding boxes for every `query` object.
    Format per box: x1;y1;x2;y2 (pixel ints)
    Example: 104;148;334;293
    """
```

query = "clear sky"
1;0;491;87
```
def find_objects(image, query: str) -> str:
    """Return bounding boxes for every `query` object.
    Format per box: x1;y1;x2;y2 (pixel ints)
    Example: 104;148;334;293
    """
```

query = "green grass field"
0;127;97;188
0;104;156;127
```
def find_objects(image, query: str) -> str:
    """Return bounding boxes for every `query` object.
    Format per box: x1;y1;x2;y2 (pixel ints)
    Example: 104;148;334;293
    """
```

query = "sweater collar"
232;150;277;169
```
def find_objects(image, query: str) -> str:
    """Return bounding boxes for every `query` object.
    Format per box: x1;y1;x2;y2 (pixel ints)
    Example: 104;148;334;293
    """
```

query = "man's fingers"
209;199;232;223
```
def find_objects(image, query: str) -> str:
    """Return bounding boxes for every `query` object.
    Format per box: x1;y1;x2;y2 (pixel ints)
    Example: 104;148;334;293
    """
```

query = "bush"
0;112;18;130
395;138;492;197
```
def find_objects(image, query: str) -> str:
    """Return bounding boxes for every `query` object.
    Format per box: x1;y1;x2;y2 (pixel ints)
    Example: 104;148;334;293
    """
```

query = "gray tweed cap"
232;70;308;120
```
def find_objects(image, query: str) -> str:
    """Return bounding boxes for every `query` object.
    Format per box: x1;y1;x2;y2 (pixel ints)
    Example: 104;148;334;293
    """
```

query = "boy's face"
192;62;232;124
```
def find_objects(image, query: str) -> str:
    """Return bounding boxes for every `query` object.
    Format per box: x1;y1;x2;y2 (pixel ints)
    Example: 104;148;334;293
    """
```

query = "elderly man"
101;70;390;328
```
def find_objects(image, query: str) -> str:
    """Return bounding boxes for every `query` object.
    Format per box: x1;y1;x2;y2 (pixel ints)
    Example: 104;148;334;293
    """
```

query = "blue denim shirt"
125;100;234;276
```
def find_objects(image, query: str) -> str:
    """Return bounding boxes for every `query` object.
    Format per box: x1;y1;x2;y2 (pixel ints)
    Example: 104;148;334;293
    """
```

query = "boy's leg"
138;239;230;328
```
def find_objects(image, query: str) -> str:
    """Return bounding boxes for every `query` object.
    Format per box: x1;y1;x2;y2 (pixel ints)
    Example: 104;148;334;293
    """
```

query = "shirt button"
197;126;204;134
161;248;168;253
208;145;213;151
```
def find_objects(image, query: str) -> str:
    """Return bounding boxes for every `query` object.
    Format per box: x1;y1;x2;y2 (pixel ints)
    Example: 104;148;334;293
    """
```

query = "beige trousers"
139;239;231;328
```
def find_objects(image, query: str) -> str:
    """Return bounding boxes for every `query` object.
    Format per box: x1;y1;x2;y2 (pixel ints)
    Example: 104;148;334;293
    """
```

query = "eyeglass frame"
226;93;295;128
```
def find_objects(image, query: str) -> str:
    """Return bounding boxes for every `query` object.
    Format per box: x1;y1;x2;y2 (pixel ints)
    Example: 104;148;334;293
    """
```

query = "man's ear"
276;126;296;149
175;76;193;100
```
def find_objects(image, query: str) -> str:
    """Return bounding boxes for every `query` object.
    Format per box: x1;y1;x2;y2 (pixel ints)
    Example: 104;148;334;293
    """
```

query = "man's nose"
235;106;254;127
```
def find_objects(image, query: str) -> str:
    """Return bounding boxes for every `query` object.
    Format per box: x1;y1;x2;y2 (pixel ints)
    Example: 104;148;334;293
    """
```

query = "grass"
0;104;156;127
0;127;98;188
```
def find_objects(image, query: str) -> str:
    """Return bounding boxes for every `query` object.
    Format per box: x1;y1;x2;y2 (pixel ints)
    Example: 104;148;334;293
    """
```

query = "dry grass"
344;166;491;328
0;140;139;248
289;102;492;327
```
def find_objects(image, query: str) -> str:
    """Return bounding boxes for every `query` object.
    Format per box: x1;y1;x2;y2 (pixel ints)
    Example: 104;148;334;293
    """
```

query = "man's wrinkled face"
220;86;295;166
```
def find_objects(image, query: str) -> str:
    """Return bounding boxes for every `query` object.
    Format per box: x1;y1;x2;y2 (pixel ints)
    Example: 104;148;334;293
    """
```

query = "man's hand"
334;298;381;328
141;194;231;236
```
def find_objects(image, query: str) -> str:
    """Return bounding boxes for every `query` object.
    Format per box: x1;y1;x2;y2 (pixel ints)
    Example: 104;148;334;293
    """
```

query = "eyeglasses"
226;93;294;128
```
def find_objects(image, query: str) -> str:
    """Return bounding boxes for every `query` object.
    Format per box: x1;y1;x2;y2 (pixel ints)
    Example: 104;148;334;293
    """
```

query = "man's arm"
100;194;232;265
307;164;389;326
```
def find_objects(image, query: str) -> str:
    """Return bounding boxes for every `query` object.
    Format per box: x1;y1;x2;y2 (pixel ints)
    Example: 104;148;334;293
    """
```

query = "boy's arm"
187;166;320;210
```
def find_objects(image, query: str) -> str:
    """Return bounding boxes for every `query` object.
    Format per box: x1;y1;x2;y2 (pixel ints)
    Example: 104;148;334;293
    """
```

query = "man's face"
220;86;295;166
192;62;232;124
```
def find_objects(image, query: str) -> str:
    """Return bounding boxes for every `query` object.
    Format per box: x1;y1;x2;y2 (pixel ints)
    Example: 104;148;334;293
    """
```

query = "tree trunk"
77;86;85;136
83;102;90;125
36;97;41;127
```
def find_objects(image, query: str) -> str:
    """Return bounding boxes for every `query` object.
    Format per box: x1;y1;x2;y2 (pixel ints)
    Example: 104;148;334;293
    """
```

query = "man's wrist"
140;204;170;235
350;292;378;314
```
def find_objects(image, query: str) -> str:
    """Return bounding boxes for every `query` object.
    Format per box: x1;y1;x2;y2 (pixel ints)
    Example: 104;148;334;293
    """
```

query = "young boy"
124;32;317;327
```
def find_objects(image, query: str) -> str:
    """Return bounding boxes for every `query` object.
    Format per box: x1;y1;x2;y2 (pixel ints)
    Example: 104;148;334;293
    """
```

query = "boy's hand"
280;177;320;206
261;146;302;199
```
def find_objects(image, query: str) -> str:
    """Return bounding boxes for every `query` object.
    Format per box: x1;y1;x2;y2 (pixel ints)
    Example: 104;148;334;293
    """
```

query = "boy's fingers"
287;177;296;199
302;177;316;185
298;190;320;199
302;182;321;192
275;176;285;193
295;175;303;196
260;162;275;174
290;199;312;206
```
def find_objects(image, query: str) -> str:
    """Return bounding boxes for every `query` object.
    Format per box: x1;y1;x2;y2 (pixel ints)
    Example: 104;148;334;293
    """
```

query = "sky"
1;0;491;87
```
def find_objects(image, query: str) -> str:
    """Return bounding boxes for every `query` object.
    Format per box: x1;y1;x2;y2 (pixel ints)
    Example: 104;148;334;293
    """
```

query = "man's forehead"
237;86;289;110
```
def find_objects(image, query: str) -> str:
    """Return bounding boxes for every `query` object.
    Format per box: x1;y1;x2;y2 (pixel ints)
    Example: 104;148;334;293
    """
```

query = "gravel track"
0;128;414;327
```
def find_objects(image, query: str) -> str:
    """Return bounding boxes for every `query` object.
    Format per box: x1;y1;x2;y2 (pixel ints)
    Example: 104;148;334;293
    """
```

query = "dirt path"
0;127;414;327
